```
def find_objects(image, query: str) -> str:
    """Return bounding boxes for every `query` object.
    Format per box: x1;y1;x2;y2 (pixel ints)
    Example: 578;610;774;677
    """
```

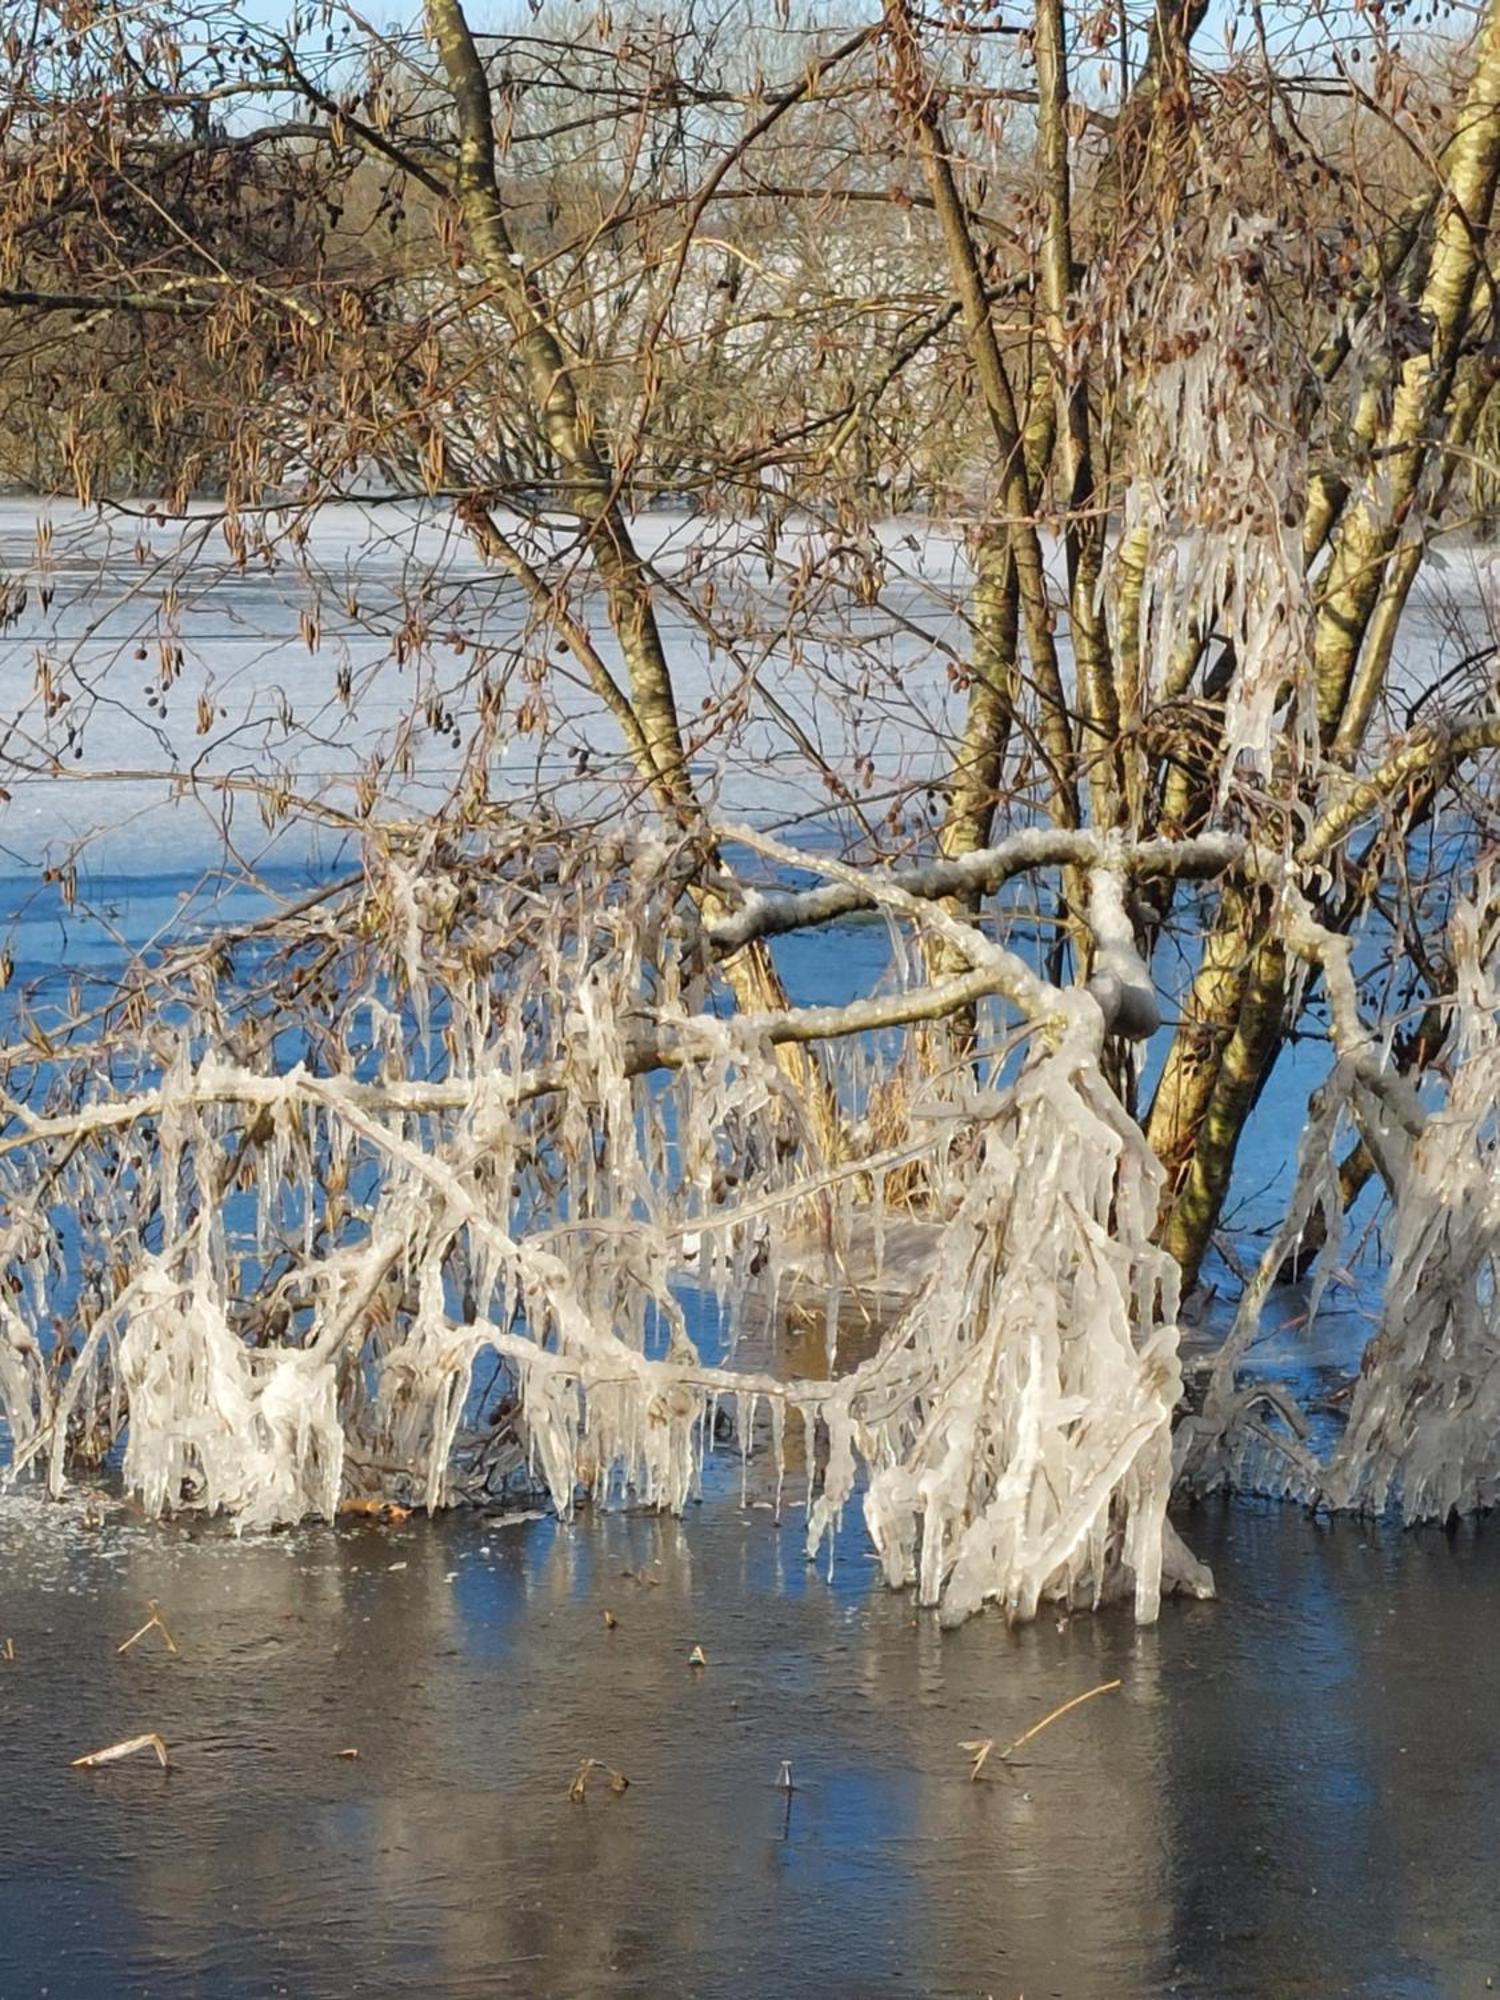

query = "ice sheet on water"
0;498;984;872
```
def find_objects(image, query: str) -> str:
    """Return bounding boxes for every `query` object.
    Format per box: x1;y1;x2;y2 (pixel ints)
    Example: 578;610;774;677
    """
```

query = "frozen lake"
0;498;1008;875
0;497;1489;874
4;1486;1500;1998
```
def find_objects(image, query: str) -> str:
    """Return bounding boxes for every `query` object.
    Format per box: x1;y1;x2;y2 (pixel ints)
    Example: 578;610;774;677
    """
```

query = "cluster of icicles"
1180;879;1500;1521
0;834;1213;1626
1109;207;1317;788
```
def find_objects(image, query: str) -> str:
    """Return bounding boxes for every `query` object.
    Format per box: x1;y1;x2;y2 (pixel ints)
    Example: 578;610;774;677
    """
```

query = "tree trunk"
426;0;840;1149
1146;0;1500;1283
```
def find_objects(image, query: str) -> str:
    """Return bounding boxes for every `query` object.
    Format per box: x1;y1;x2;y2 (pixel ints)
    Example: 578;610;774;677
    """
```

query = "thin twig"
117;1602;179;1656
1000;1678;1122;1760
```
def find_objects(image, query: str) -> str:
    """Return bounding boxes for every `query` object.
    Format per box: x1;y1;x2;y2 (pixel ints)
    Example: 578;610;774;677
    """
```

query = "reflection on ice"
4;1493;1500;1997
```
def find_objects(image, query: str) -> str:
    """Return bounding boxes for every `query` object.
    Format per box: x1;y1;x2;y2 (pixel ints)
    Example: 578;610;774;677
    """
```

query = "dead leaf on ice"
338;1498;412;1525
569;1757;630;1802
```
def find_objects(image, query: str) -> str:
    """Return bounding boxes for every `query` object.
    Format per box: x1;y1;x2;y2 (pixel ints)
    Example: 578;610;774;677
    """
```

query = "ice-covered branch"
699;720;1500;971
1299;711;1500;864
1278;888;1426;1153
724;825;1185;1041
1085;863;1161;1039
725;822;1066;1024
1179;884;1499;1513
0;961;1063;1165
707;826;1246;953
6;830;1194;1175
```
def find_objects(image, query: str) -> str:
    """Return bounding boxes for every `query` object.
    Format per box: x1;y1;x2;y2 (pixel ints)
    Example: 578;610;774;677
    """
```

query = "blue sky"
226;0;1449;95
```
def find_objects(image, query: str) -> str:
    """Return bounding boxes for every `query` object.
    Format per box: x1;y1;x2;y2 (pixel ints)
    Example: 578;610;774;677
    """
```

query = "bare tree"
3;0;1500;1623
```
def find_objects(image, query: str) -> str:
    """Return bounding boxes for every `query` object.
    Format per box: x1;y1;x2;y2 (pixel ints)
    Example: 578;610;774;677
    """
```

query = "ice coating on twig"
1177;881;1500;1522
813;1000;1209;1624
1321;889;1500;1516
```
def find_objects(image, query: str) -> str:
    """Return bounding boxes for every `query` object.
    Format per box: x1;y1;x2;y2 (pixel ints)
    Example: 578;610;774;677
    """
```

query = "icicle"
119;1252;343;1530
1109;210;1316;791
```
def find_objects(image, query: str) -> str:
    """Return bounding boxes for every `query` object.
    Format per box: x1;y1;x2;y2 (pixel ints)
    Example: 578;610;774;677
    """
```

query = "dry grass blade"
959;1737;994;1782
2;1637;14;1662
117;1602;178;1656
1000;1679;1122;1761
72;1732;171;1770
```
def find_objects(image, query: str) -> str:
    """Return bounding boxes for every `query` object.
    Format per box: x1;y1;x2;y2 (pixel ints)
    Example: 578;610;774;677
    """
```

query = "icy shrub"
0;827;1208;1625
